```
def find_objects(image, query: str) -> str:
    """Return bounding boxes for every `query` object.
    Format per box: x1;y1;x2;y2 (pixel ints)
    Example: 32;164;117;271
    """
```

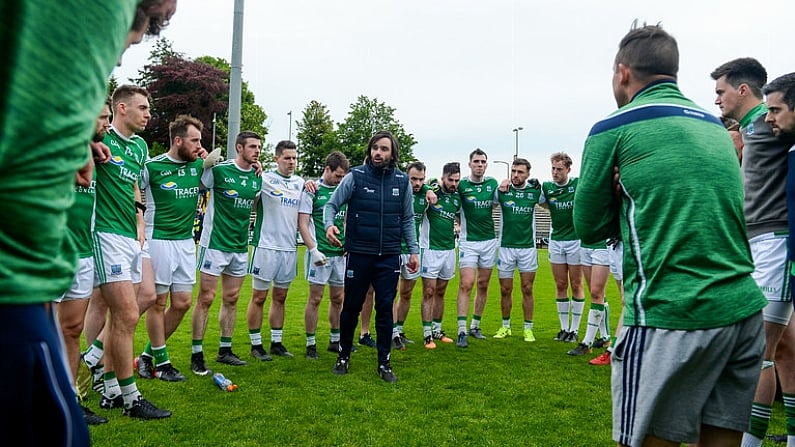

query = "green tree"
335;95;417;168
295;100;337;177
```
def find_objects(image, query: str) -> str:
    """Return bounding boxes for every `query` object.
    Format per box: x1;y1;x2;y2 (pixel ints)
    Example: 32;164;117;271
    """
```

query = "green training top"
495;180;544;248
542;178;579;241
575;80;766;330
300;183;346;257
200;160;260;253
142;154;203;240
65;174;96;260
420;190;461;251
402;184;430;254
458;176;498;242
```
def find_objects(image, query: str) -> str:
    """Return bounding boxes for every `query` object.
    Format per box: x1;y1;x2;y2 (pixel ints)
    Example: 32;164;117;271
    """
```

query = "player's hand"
202;148;224;169
326;226;342;247
197;147;209;159
498;178;509;192
613;165;622;197
425;189;437;205
309;247;328;266
406;254;419;274
304;180;318;194
253;160;263;176
90;141;111;164
75;155;94;187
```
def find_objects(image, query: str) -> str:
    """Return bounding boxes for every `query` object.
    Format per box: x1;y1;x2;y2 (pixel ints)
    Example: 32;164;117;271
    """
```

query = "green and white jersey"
420;190;461;250
94;126;148;239
581;239;607;250
402;184;430;254
200;160;260;253
299;183;346;257
141;154;203;240
543;178;579;241
252;170;305;251
576;80;766;330
458;176;498;242
65;173;96;259
495;181;544;248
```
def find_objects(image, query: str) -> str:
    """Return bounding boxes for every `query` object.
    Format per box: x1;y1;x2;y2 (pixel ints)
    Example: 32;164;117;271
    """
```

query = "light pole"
493;160;510;179
287;111;293;140
512;127;524;160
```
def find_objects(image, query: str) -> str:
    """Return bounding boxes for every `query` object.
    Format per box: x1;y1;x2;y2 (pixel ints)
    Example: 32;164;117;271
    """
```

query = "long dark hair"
364;130;399;168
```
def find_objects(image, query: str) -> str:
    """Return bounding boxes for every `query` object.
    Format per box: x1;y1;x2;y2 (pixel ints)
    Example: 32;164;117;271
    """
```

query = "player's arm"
134;181;146;248
574;130;621;245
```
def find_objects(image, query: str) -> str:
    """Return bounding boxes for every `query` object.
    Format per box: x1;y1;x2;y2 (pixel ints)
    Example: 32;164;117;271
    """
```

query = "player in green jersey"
576;24;766;446
298;152;350;359
455;149;500;342
542;152;585;343
421;163;462;349
191;131;263;373
491;158;544;345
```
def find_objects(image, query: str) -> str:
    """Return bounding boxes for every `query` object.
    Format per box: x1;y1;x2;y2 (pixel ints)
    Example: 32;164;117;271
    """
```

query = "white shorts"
149;239;196;290
250;247;297;290
400;253;421;281
421;248;456;280
56;256;95;302
198;246;248;278
749;232;792;325
93;231;142;285
305;254;345;287
581;247;609;267
497;247;538;278
608;241;624;281
141;239;151;259
458;239;497;269
548;239;582;265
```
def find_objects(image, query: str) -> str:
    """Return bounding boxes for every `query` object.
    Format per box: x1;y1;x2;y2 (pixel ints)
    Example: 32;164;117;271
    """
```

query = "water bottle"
212;373;238;391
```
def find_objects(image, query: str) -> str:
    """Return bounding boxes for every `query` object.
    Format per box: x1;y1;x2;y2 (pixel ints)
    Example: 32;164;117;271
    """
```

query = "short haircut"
406;161;426;173
325;151;350;172
169;114;203;143
469;148;487;161
550;152;572;167
443;162;461;177
133;0;173;37
763;72;795;111
365;130;400;168
615;22;678;80
111;84;151;110
710;58;767;99
236;131;261;148
512;157;531;172
275;140;297;156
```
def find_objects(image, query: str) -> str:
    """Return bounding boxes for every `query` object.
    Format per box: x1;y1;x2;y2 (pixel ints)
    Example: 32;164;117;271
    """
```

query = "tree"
295;100;337;177
335;96;417;168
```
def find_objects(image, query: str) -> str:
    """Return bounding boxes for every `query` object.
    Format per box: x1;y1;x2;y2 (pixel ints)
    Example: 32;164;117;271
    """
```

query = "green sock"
748;402;772;440
152;345;170;366
784;394;795;435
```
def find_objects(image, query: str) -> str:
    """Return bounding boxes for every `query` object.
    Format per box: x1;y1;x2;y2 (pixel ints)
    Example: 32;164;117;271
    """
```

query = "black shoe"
136;355;155;379
191;352;212;376
392;336;406;351
99;394;123;410
217;350;248;366
567;342;592;356
327;341;340;353
399;332;415;344
270;342;294;358
377;363;398;383
250;345;273;361
306;344;319;360
332;357;349;375
592;337;611;349
82;406;108;425
123;397;172;419
564;331;579;343
553;329;569;341
456;332;468;348
154;363;187;382
91;369;104;394
468;327;487;340
358;333;377;348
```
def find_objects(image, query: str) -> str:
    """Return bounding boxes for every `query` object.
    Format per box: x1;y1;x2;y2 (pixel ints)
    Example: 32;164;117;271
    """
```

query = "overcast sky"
114;0;793;181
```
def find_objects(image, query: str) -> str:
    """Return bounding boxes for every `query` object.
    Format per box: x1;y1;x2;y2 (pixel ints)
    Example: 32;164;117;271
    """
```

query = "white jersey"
252;170;304;251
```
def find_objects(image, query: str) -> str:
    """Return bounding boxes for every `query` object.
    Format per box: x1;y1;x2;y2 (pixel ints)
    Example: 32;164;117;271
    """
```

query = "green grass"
87;247;785;446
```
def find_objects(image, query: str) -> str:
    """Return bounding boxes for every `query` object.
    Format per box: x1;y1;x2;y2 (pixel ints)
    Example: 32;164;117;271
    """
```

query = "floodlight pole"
226;0;245;159
512;127;524;160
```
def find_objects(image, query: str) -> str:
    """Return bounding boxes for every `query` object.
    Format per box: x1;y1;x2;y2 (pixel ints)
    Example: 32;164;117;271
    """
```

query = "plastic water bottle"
212;373;238;391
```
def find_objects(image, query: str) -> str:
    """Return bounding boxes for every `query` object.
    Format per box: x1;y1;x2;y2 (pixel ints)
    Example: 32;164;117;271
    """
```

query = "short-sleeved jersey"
141;154;203;240
94;126;148;239
299;183;346;257
252;170;305;251
543;177;579;241
200;160;260;253
458;176;498;242
402;184;430;254
495;180;544;248
420;190;461;250
64;174;96;260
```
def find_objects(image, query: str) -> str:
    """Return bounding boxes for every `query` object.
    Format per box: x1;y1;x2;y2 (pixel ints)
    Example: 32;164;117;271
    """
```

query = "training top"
739;102;789;238
65;173;97;260
252;170;305;251
94;126;148;239
458;176;498;242
200;160;260;253
495;180;545;248
299;183;346;257
542;178;579;241
402;184;430;254
575;79;766;330
141;153;203;240
420;189;461;250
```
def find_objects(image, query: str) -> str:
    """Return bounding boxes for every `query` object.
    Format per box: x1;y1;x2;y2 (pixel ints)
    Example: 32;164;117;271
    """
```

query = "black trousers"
339;252;400;365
